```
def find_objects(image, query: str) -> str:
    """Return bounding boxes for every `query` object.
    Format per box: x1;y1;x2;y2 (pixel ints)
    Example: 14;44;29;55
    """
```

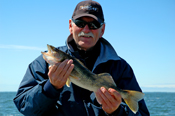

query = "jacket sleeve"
111;59;150;116
13;55;62;116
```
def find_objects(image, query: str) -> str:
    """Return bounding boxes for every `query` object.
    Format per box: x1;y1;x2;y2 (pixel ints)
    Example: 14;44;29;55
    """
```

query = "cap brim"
73;14;103;24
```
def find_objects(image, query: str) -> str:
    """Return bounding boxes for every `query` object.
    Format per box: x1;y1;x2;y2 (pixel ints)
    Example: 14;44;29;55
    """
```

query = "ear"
99;24;105;38
69;19;73;34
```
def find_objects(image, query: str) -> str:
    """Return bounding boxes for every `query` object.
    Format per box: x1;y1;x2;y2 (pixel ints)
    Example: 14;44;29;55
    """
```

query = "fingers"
48;59;74;89
95;87;122;114
63;60;74;79
56;59;73;78
96;87;111;106
108;88;122;102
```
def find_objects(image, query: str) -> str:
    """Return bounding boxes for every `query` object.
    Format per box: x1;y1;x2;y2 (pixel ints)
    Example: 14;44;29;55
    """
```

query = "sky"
0;0;175;92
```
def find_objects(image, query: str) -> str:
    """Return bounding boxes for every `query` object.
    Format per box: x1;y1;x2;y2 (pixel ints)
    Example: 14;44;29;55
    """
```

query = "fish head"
41;44;64;65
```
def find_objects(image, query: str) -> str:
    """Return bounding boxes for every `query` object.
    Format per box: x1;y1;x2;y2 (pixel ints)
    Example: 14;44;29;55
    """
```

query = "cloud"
0;45;45;51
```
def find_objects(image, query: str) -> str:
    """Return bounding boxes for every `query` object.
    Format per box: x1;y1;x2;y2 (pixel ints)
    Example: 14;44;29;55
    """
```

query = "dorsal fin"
97;73;117;87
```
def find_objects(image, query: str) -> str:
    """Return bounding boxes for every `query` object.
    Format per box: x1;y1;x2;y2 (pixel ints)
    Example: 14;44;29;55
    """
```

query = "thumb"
49;65;52;70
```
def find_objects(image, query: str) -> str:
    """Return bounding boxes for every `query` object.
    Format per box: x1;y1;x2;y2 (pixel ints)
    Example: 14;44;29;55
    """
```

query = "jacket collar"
66;34;120;71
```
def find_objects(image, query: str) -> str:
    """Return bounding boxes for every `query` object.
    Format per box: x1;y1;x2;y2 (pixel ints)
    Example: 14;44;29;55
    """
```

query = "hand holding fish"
95;87;122;114
48;59;74;89
42;45;145;114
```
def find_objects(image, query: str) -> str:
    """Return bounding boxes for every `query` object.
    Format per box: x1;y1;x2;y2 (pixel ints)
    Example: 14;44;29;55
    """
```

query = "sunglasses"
72;18;104;29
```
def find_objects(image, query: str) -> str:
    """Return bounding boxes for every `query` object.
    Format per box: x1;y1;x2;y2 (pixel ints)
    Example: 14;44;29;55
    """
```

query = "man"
14;1;149;116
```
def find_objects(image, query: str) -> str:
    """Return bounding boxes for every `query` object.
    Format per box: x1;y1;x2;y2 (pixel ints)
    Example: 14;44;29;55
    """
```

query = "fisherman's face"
69;17;105;51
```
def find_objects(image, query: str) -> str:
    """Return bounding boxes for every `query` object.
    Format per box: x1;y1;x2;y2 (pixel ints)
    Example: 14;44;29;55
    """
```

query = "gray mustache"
78;32;94;38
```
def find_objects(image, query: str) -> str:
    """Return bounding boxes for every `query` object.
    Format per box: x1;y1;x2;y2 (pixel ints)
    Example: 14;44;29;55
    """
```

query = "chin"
78;44;91;51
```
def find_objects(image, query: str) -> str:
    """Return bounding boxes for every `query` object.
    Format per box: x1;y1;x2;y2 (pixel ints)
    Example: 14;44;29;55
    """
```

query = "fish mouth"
47;44;55;53
41;44;59;65
41;44;55;56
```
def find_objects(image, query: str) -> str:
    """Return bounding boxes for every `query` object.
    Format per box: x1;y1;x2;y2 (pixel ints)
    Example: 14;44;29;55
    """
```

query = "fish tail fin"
122;90;144;114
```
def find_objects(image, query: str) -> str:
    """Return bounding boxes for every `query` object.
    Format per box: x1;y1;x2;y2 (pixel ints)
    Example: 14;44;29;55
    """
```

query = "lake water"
0;92;175;116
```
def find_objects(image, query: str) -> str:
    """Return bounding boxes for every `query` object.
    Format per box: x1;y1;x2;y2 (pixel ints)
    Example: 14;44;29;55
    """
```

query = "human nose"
82;24;90;33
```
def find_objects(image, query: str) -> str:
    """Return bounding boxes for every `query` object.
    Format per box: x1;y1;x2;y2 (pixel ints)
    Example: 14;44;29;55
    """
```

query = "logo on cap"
80;5;99;12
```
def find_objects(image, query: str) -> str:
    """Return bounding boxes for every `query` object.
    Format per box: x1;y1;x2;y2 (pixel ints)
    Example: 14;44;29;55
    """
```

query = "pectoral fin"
66;76;80;87
70;75;80;80
66;78;71;87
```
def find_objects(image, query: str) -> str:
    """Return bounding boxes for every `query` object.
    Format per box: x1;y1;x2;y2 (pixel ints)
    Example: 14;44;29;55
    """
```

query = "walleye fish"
41;44;144;114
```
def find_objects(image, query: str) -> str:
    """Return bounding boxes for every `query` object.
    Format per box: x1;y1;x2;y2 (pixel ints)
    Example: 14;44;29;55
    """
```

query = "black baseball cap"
72;1;104;24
